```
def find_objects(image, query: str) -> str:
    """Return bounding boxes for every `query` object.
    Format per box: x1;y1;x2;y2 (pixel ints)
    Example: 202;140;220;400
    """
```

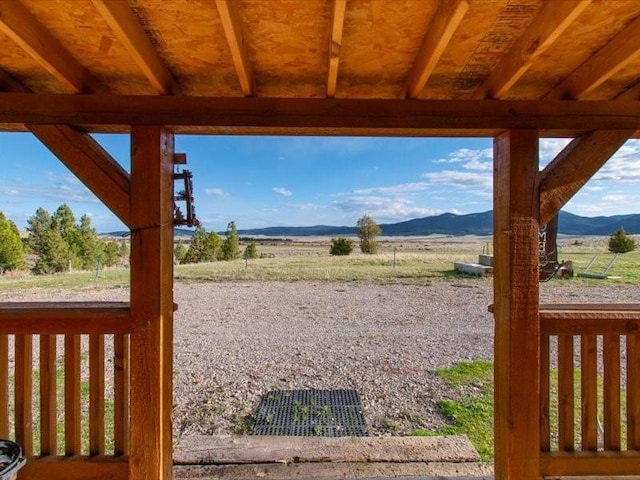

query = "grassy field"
1;234;638;290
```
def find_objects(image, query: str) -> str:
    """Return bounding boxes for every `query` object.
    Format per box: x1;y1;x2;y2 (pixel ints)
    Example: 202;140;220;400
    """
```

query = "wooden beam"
129;126;174;480
28;124;131;226
326;0;346;98
475;0;590;99
493;130;540;480
0;67;29;92
215;0;253;96
406;0;469;99
2;94;640;132
91;0;175;95
0;0;96;92
539;130;632;224
546;15;640;99
0;302;131;334
21;455;128;480
541;451;640;476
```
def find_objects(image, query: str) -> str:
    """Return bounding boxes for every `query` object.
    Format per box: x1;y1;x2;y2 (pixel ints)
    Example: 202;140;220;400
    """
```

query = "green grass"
413;361;494;461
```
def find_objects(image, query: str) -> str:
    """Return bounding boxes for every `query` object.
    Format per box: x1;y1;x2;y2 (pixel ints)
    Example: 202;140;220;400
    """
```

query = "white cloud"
435;147;493;165
353;182;430;195
204;188;228;196
539;138;571;167
333;196;450;222
421;170;492;191
272;187;293;197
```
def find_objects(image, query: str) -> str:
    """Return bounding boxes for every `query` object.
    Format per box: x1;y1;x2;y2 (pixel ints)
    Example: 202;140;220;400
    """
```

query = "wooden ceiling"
1;0;640;135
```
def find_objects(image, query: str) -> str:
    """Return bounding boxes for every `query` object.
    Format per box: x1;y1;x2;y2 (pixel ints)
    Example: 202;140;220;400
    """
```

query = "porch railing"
540;303;640;477
0;302;130;480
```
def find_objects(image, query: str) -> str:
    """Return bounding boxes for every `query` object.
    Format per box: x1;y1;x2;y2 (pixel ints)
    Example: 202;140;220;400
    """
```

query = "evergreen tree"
32;229;73;274
75;214;102;269
221;221;241;260
103;241;120;267
204;232;223;261
52;204;77;247
330;237;353;256
608;227;637;254
118;240;129;258
0;212;25;271
26;207;52;254
356;214;381;254
244;242;258;259
174;241;188;264
183;225;207;263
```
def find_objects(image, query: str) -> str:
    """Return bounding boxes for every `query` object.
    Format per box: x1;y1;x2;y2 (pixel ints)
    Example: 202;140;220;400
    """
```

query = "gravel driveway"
2;279;636;442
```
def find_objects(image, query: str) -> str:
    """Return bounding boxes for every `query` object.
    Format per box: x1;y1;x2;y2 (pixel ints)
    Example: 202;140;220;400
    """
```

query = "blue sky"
1;133;639;233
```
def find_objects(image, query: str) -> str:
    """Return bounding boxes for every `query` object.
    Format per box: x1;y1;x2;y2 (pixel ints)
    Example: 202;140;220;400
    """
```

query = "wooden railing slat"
581;335;598;451
602;335;621;451
65;335;82;455
114;334;129;455
15;334;33;455
0;334;8;438
540;334;551;451
40;334;58;455
628;333;640;449
558;335;575;451
21;455;128;480
90;334;105;455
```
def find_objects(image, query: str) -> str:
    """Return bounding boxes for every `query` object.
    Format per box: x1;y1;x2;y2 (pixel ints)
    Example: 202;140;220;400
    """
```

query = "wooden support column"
493;130;540;480
129;126;174;480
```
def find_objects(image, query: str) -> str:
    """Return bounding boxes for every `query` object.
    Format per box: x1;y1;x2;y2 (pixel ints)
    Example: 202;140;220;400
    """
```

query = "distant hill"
236;210;640;237
103;211;640;237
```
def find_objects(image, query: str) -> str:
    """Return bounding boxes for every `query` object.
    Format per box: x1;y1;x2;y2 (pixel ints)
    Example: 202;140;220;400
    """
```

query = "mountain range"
234;211;640;237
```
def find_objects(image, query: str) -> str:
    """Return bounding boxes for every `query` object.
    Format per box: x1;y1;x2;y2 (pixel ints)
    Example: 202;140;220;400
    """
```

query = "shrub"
330;237;353;256
608;227;636;254
244;242;258;259
356;214;381;254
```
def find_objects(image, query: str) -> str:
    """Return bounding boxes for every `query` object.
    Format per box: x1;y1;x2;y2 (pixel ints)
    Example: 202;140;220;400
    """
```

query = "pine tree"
244;242;258;259
608;227;637;254
75;214;102;269
174;241;188;264
221;221;241;260
0;212;25;272
356;214;381;254
204;232;223;261
183;225;207;263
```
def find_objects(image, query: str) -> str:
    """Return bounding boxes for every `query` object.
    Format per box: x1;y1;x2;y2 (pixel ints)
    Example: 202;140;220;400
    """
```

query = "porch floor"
173;434;493;479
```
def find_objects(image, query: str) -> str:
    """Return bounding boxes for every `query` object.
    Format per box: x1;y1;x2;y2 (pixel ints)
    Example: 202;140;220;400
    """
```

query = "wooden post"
493;130;540;480
129;126;174;480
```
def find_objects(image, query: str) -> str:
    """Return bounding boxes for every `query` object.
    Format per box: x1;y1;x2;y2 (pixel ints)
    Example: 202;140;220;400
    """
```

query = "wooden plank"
91;0;174;95
0;67;30;92
114;334;129;456
40;334;58;456
602;335;621;451
541;451;640;477
628;334;640;449
546;15;640;99
406;0;469;99
540;334;551;451
174;462;494;480
581;335;598;451
0;334;7;438
0;0;96;92
90;334;105;456
475;0;590;99
541;317;640;336
0;302;130;334
326;0;346;98
558;335;575;452
21;455;128;480
65;334;82;455
15;334;33;455
215;0;253;96
129;126;175;480
539;130;632;225
542;303;640;312
174;434;479;465
3;94;640;132
492;129;540;480
28;125;131;226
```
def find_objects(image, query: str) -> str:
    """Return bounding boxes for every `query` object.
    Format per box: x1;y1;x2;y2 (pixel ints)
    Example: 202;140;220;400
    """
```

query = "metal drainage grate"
252;389;368;437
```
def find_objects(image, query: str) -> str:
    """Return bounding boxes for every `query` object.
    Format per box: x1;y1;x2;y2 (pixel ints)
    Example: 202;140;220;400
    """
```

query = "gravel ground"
2;279;637;442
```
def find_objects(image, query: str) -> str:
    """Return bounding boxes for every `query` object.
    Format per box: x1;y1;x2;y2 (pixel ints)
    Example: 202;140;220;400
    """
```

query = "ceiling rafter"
0;67;29;92
326;0;347;98
215;0;254;96
0;0;96;93
475;0;591;99
546;15;640;99
406;0;469;99
91;0;175;95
